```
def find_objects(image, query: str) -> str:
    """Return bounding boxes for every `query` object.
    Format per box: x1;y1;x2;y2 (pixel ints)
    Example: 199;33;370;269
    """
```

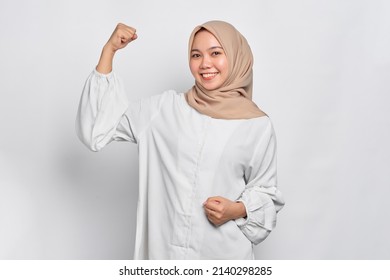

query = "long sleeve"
76;70;134;151
76;69;167;151
235;121;285;245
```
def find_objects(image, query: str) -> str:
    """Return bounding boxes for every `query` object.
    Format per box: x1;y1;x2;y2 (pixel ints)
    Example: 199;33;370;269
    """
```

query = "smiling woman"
190;30;229;90
186;21;266;120
76;20;284;260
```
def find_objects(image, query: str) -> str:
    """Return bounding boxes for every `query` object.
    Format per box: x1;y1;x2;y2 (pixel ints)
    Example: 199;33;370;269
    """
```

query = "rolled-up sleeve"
235;121;285;245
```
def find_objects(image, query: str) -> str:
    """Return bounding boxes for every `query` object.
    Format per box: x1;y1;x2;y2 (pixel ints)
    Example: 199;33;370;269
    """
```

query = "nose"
200;55;211;69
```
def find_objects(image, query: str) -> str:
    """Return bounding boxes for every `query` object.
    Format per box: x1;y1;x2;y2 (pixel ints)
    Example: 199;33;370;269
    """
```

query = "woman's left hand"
203;196;247;226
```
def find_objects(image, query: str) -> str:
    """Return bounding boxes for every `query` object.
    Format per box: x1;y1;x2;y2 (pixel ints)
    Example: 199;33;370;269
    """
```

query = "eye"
191;53;201;58
211;51;222;56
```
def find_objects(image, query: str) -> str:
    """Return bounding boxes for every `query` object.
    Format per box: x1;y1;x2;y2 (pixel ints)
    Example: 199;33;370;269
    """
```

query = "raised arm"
96;23;138;74
76;23;138;151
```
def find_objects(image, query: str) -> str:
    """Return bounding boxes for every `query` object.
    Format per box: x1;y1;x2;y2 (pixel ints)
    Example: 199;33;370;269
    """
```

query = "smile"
201;72;219;80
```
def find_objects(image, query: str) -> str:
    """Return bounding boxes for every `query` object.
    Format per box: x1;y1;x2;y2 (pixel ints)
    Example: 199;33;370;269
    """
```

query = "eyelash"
191;51;222;58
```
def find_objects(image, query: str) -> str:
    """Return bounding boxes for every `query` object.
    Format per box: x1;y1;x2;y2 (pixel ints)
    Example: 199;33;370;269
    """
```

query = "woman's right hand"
96;23;137;74
104;23;138;53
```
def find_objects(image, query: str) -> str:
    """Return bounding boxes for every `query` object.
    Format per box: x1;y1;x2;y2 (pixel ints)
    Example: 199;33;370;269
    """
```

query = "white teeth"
202;73;217;78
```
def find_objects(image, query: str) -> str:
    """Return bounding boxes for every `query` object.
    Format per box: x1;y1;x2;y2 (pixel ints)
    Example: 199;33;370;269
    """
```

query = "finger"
122;29;137;43
207;213;222;226
123;25;136;33
128;31;137;41
204;199;223;212
204;203;221;213
204;207;221;221
117;22;135;32
115;23;136;39
122;27;135;37
205;211;216;223
121;24;136;35
118;33;135;46
204;206;216;214
206;196;221;202
203;197;221;206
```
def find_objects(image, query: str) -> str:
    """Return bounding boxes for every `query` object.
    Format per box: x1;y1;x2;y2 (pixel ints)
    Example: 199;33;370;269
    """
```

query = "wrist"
96;45;116;74
102;44;117;55
232;201;247;220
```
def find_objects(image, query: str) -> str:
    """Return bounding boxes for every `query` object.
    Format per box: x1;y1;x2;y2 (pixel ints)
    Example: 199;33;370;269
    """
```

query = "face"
190;30;229;91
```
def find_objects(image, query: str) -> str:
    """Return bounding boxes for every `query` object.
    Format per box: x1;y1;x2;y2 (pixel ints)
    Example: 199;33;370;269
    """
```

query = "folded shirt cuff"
235;199;249;227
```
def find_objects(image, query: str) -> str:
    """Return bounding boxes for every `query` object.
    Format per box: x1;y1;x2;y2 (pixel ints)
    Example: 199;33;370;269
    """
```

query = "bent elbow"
75;123;104;152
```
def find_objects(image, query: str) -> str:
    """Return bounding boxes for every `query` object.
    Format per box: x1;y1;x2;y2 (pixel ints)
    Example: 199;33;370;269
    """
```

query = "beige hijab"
186;20;265;119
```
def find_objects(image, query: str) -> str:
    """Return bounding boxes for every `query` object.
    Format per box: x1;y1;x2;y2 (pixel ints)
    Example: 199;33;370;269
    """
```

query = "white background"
0;0;389;259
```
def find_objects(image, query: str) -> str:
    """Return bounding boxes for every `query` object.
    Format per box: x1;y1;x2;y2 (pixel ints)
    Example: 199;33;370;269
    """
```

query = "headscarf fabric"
186;20;265;119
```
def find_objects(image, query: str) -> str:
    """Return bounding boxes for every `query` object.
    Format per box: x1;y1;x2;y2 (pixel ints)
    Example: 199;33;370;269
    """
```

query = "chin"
199;82;220;91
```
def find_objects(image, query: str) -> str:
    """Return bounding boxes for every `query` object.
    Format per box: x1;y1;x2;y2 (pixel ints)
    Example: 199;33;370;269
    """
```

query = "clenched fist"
203;196;247;226
96;23;137;74
105;23;138;53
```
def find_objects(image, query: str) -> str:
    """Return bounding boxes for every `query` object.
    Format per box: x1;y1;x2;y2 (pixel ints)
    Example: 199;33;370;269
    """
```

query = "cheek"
189;61;198;78
216;58;228;75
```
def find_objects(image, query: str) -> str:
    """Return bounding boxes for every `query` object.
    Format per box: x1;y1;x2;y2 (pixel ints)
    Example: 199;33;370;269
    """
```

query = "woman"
76;20;284;259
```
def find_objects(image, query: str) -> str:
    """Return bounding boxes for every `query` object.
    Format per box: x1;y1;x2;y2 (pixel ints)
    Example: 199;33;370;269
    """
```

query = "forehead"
192;30;222;49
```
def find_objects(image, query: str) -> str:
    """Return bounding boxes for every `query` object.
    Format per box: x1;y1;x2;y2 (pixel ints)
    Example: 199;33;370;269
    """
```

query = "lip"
200;72;219;81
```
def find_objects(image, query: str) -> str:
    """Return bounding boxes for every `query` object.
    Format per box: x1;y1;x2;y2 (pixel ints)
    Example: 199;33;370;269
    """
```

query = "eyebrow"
191;46;224;52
